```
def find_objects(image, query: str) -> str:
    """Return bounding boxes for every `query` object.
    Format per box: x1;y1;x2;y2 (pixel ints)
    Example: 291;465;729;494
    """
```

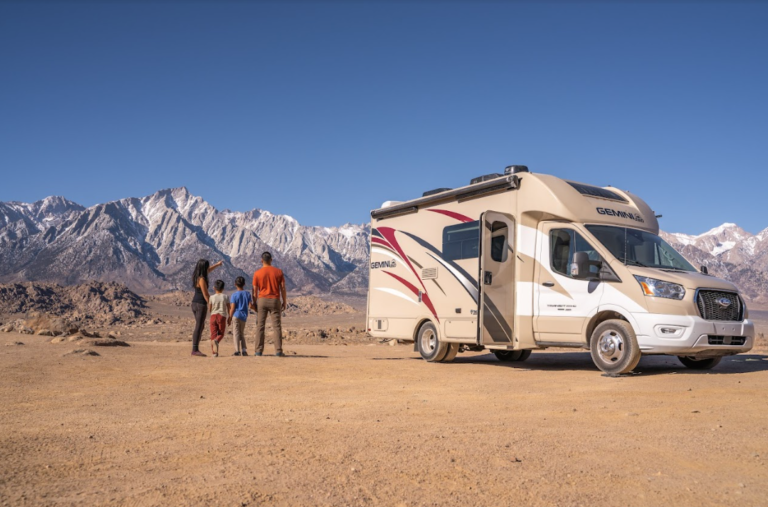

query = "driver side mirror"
571;251;600;279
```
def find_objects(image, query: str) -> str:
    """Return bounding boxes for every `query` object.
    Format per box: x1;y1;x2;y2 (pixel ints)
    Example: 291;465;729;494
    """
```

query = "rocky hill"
661;223;768;305
0;189;369;293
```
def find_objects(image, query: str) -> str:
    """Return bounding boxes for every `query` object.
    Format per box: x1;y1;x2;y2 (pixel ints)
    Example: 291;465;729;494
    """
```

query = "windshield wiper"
624;259;648;267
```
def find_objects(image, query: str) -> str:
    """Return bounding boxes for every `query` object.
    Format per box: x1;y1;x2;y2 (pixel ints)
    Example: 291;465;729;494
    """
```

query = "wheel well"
585;311;628;344
412;318;435;342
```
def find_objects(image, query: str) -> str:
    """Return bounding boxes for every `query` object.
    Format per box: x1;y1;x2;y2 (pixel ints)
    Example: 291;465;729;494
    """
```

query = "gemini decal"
371;260;397;269
596;207;645;223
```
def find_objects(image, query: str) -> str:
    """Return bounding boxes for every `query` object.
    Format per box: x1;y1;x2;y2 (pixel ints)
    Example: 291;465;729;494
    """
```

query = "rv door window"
550;229;602;277
443;221;480;261
490;221;509;263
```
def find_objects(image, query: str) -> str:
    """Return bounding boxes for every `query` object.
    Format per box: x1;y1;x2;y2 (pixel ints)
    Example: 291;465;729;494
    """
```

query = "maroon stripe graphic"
383;271;439;323
377;227;426;292
428;209;474;223
371;236;393;249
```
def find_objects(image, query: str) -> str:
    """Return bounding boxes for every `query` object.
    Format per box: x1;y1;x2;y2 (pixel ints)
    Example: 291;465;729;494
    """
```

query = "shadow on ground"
454;352;768;376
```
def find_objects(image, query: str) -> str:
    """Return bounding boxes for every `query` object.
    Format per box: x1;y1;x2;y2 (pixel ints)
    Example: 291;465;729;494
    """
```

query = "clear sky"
1;1;766;234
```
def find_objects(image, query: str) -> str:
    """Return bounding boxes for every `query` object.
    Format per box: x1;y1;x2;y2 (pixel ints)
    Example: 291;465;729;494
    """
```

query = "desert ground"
1;298;767;507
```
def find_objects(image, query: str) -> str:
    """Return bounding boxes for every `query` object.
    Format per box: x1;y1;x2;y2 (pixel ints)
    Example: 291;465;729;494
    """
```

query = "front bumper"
631;313;754;356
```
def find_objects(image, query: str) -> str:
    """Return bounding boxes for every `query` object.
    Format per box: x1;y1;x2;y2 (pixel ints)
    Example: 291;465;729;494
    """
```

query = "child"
208;280;229;357
228;276;255;356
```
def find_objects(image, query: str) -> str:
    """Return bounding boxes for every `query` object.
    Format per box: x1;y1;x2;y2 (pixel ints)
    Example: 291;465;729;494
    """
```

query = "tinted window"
567;182;628;203
550;229;602;277
443;221;480;261
490;221;509;263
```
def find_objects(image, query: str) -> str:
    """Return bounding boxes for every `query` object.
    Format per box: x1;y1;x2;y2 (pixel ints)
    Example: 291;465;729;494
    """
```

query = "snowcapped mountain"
0;188;369;294
661;223;768;304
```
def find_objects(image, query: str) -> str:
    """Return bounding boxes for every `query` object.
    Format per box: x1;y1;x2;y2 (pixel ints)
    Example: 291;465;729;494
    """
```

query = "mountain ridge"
0;188;369;294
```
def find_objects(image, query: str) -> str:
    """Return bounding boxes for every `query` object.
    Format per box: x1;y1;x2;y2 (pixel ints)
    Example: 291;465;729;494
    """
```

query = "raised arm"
208;260;223;273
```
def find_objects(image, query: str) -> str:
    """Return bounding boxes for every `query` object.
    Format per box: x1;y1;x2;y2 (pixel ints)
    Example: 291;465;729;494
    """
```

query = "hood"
626;266;740;292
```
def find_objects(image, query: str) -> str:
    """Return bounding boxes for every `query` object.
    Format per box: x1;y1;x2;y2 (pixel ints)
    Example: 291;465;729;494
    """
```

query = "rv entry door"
479;211;515;346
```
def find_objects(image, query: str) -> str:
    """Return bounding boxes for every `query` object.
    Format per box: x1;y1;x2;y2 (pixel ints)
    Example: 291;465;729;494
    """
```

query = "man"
252;251;287;357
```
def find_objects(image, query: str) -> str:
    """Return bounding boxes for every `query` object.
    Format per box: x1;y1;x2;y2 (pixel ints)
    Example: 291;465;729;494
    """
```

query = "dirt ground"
1;310;767;506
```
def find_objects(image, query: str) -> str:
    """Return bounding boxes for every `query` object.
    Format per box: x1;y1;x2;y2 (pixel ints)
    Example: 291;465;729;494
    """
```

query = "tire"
442;343;460;362
589;319;641;374
493;349;532;362
678;356;722;370
417;322;449;362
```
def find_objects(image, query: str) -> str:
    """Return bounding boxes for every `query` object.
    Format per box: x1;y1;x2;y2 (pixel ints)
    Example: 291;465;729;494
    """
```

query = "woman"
191;258;223;356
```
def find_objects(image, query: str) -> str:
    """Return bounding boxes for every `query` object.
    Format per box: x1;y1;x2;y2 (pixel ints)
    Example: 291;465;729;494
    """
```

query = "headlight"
634;276;686;300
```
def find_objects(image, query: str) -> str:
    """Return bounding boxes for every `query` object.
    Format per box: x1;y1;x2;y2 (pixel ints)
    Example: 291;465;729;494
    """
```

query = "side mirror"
571;252;591;279
701;265;708;275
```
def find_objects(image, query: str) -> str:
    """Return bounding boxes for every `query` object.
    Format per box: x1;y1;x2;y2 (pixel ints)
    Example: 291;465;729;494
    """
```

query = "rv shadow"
455;352;768;375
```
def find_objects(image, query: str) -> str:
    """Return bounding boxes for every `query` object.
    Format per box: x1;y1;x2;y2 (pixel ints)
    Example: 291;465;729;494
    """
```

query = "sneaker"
212;353;218;358
275;352;285;357
242;350;249;356
233;351;241;356
191;351;207;357
254;351;262;356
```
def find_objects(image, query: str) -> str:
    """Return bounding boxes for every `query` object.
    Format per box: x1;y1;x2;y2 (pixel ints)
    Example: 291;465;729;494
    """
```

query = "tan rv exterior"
366;167;754;374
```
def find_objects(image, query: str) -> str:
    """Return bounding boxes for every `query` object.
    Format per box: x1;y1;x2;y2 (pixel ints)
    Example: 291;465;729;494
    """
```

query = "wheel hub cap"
597;331;624;363
422;329;436;352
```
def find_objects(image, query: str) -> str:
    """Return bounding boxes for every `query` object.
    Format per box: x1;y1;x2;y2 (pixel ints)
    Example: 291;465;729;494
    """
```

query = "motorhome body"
366;166;754;374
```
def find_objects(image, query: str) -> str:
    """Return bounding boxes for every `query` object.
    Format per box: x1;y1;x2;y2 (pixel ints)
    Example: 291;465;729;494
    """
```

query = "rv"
366;166;754;374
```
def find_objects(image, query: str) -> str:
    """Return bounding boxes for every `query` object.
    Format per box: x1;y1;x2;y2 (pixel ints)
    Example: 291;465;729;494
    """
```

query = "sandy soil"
2;310;768;507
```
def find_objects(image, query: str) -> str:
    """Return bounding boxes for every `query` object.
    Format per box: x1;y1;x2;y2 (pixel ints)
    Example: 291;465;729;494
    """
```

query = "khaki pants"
256;298;283;354
232;317;247;352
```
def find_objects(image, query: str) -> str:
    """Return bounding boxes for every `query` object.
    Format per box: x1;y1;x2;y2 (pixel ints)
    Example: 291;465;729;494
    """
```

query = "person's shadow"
453;351;768;376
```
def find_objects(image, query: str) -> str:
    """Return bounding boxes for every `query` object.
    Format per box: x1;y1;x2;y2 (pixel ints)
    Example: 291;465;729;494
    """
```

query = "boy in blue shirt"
228;276;255;356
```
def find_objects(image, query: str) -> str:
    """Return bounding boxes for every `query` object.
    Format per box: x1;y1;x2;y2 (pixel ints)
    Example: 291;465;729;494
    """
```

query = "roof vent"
470;173;503;185
422;187;452;197
504;165;528;175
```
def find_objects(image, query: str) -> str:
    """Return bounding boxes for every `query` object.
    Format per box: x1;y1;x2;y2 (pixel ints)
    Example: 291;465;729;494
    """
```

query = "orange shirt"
253;266;285;299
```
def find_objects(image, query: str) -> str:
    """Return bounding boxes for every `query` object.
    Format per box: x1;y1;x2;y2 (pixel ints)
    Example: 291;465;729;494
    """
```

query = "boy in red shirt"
252;251;287;357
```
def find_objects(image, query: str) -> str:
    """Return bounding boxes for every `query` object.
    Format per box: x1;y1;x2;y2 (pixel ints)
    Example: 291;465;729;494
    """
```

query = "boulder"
85;339;129;347
63;348;100;357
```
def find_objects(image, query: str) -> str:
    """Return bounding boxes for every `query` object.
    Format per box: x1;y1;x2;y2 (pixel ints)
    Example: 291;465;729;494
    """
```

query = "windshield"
585;225;696;272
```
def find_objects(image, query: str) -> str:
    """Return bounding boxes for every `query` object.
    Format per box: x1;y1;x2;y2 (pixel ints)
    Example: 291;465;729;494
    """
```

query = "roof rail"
372;175;519;220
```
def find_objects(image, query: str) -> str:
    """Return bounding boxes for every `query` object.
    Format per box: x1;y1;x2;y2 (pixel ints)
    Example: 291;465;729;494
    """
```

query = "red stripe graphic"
383;271;439;323
377;227;426;292
428;209;474;223
371;236;393;249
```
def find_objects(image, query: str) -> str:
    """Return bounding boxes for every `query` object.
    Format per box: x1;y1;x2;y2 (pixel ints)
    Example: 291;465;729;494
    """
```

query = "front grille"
696;290;743;321
707;335;746;346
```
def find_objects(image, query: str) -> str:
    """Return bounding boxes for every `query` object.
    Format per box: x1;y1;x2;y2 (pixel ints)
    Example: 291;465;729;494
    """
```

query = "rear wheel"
589;320;641;374
442;343;460;362
678;356;722;370
417;322;449;362
493;349;532;362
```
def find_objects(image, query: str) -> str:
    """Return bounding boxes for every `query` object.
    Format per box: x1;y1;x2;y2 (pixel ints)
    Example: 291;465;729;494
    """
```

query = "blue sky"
1;1;766;234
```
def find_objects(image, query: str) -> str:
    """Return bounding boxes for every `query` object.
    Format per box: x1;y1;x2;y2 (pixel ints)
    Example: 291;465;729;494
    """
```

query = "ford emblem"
716;297;732;309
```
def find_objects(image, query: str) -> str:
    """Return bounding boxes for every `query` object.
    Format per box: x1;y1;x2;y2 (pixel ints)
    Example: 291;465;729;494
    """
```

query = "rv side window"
443;221;480;261
550;229;601;277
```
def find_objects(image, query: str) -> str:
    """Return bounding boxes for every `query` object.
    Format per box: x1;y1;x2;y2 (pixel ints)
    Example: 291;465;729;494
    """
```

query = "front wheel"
590;320;641;374
678;356;722;370
417;322;449;362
